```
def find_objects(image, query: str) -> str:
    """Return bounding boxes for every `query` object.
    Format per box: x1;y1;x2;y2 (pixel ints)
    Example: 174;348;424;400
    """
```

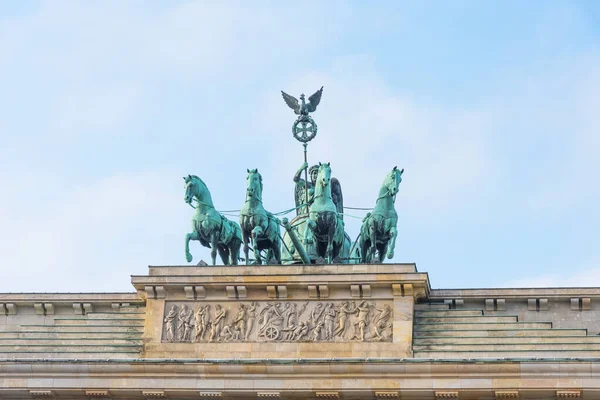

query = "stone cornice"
131;263;430;301
0;292;142;304
431;287;600;300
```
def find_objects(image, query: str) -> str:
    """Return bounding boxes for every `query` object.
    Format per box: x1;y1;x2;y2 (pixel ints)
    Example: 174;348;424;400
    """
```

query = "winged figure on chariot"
293;161;343;218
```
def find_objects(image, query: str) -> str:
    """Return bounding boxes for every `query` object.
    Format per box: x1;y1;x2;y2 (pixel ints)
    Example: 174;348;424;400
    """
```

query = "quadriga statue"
183;174;242;265
358;166;404;263
239;169;281;264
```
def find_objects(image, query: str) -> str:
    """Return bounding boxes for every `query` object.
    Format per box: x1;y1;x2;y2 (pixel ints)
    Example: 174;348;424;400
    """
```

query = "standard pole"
303;142;309;214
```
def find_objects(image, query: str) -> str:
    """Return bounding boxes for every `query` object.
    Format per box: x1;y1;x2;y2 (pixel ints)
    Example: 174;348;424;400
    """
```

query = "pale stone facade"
1;263;600;399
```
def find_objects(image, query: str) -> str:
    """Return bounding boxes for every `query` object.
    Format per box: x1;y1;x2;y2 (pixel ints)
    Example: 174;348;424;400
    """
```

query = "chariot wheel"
264;326;280;341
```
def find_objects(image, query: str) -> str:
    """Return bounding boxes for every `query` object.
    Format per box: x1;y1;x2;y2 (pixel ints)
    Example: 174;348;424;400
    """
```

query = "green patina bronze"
358;167;403;263
239;169;281;265
183;86;405;265
305;162;346;264
184;175;242;265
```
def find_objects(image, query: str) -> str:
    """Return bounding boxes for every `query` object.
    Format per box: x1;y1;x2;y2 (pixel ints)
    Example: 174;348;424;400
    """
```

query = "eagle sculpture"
281;86;324;116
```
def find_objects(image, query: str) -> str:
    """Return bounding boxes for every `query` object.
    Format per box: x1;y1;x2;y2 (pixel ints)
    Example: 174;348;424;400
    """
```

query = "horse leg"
306;218;317;248
359;235;368;264
251;227;262;265
273;233;282;264
387;225;397;259
210;232;218;265
230;239;241;265
217;245;229;265
185;231;198;263
378;242;387;263
325;217;335;264
242;228;251;265
369;223;378;263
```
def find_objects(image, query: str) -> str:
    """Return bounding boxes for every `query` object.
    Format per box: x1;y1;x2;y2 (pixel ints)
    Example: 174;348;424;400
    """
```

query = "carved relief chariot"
161;300;393;343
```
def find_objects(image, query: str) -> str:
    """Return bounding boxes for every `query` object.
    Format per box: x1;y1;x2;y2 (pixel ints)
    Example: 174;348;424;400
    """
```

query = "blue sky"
1;1;599;292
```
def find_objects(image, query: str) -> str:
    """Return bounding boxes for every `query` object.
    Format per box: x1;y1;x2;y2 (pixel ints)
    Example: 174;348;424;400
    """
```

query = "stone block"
144;286;155;299
73;303;84;315
582;297;591;310
308;285;319;298
495;390;519;399
318;285;329;298
267;286;277;298
316;392;339;399
237;286;247;299
155;286;166;299
83;303;93;313
85;390;110;398
142;391;166;398
435;392;459;399
184;286;195;299
196;286;206;298
277;286;288;299
375;391;399;398
539;298;548;311
257;392;280;398
444;299;463;309
44;303;54;314
496;298;505;310
350;284;360;298
528;298;537;311
485;299;495;311
362;284;371;297
4;303;17;315
226;286;236;299
30;390;54;398
392;284;402;296
556;390;581;398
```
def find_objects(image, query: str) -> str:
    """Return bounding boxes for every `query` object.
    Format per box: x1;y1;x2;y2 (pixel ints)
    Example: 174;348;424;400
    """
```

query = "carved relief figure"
311;302;324;326
334;301;356;338
234;304;247;340
312;320;325;341
324;302;336;340
292;321;309;341
351;301;372;342
164;305;178;342
245;302;259;341
371;304;392;341
194;305;210;342
178;304;194;342
209;305;227;342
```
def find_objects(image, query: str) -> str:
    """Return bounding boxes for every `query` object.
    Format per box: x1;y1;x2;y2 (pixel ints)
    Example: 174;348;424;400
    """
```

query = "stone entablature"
0;358;598;399
132;263;427;359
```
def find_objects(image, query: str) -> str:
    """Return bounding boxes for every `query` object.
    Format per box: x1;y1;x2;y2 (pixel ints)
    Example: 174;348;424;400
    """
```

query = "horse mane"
189;174;206;186
188;174;214;206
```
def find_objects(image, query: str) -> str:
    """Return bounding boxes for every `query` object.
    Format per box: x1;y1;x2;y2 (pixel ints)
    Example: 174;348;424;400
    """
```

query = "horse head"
246;168;263;201
385;166;404;196
183;174;213;208
317;162;331;188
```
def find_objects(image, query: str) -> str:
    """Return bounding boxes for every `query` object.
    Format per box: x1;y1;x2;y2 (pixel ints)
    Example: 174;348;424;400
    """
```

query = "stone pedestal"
131;263;428;359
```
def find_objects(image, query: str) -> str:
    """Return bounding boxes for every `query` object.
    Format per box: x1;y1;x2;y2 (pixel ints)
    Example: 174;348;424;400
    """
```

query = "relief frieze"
162;301;392;343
